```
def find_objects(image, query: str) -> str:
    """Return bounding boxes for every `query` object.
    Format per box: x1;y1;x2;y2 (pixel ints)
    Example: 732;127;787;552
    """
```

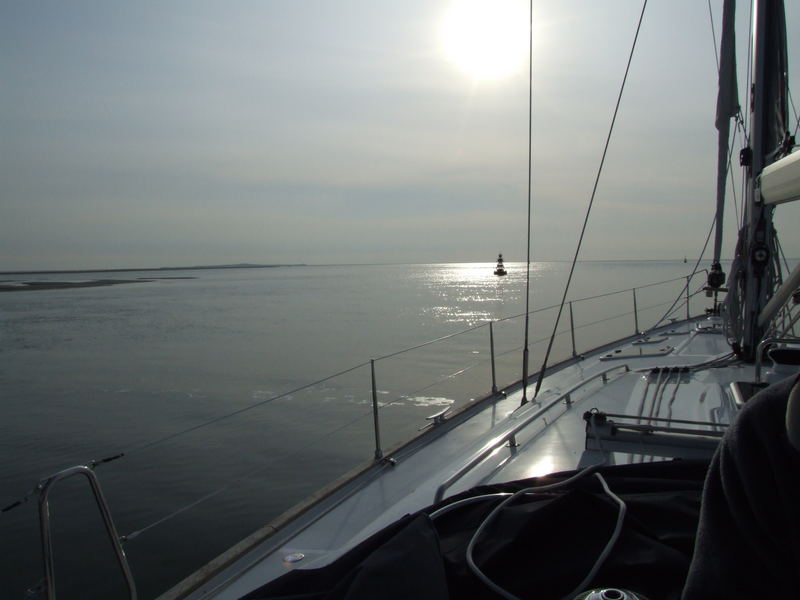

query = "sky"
1;0;799;271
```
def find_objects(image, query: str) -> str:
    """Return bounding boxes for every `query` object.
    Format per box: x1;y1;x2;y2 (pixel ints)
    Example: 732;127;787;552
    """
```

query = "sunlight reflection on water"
418;262;527;325
0;260;714;598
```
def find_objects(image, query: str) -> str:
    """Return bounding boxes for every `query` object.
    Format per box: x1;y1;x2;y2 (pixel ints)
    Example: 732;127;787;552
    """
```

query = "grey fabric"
715;0;739;130
682;373;800;599
785;378;800;452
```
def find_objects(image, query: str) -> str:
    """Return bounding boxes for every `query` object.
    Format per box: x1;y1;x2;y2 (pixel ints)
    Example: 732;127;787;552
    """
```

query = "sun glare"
440;0;528;81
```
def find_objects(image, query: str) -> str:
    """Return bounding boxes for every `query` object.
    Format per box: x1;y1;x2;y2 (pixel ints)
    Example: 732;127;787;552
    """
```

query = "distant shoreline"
0;259;764;277
0;263;307;276
0;279;149;292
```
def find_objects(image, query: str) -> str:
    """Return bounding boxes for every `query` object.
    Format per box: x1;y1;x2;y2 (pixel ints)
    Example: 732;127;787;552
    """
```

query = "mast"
734;0;790;360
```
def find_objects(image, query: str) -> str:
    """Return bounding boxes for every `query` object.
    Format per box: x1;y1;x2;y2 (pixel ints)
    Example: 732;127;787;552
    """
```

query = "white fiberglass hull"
166;314;787;600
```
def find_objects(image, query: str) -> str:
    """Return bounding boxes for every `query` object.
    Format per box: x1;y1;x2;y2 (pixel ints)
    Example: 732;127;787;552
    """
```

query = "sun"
440;0;528;81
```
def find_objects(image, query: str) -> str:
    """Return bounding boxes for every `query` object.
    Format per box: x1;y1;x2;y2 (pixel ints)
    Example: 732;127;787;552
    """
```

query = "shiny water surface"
0;261;709;598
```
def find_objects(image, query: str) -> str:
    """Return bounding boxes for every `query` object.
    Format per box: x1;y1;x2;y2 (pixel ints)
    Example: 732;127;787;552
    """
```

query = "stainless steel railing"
37;465;137;600
755;337;800;383
363;271;707;459
433;364;631;503
5;271;710;598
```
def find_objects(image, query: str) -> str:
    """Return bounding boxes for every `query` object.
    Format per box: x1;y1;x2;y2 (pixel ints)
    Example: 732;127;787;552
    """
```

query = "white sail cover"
761;150;800;205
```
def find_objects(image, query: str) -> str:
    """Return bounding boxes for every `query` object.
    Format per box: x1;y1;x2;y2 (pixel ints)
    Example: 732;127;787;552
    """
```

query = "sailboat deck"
174;316;792;600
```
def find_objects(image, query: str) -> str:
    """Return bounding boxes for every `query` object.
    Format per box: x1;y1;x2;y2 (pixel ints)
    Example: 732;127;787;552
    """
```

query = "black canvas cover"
243;460;708;600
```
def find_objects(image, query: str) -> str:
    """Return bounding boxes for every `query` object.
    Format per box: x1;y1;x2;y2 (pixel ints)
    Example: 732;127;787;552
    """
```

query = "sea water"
0;261;712;598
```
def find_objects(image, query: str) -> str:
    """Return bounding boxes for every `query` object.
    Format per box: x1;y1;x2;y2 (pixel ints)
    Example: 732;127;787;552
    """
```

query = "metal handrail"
433;364;630;503
372;272;705;362
755;337;800;383
38;466;137;600
600;413;730;428
126;274;700;462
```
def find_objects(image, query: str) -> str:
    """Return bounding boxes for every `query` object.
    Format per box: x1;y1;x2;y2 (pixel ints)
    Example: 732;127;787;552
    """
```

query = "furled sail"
709;0;739;290
758;0;790;162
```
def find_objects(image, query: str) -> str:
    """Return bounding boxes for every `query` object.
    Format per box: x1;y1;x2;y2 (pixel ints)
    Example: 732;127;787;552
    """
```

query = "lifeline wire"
2;269;709;516
707;0;720;73
644;213;716;335
125;360;370;456
2;360;371;515
790;86;800;139
709;0;750;230
122;392;399;543
533;0;648;400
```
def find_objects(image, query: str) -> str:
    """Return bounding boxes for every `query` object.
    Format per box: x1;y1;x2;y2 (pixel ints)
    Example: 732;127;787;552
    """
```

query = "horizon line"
0;258;735;276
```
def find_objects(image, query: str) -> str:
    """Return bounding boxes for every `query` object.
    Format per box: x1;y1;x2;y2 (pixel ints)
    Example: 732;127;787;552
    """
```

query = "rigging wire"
788;86;800;139
120;399;396;543
124;361;371;456
744;0;754;136
0;270;708;517
707;0;743;227
532;0;648;401
730;122;741;227
726;0;751;238
645;213;716;334
710;0;752;231
520;0;534;404
491;294;686;370
656;284;714;327
738;0;752;231
104;277;690;540
707;0;720;72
